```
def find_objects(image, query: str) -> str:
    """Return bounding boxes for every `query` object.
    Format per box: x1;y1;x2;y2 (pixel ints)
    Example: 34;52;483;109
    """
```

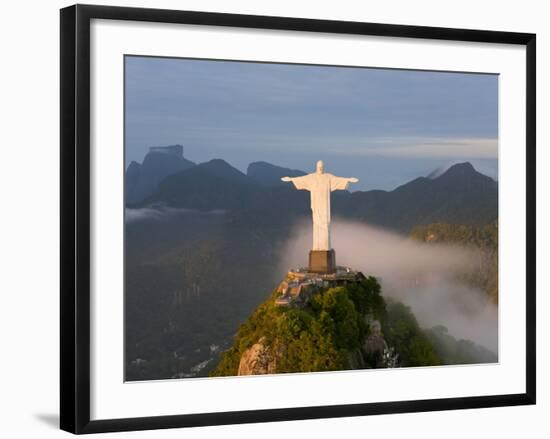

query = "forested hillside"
211;278;441;376
410;222;498;303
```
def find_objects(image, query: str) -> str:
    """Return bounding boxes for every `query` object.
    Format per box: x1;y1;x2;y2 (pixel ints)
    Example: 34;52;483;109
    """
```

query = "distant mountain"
126;144;195;205
334;162;498;231
247;161;306;186
190;158;251;183
149;159;263;210
143;160;497;232
435;162;497;190
427;161;497;181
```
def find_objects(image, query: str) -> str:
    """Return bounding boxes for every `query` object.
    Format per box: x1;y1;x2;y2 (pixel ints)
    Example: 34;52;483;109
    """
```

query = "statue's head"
316;160;325;174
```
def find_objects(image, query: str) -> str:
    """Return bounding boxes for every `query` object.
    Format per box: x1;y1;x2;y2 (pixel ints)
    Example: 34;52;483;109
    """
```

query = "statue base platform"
309;249;336;274
275;266;366;307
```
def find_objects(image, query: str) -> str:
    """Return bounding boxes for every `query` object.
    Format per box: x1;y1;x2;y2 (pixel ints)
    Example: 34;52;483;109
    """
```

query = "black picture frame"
60;4;536;434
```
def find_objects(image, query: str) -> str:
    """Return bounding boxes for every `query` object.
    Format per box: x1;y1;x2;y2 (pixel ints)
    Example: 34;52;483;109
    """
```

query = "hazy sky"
125;56;498;190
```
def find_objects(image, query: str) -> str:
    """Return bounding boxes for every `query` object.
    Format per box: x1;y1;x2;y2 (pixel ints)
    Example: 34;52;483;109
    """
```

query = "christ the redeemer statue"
282;160;358;273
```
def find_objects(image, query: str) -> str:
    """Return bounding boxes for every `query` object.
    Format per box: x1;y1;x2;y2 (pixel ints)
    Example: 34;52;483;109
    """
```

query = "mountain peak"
427;162;476;179
200;158;244;173
448;161;475;171
431;161;497;194
210;277;405;377
437;162;478;180
203;158;233;168
125;147;195;205
190;159;249;182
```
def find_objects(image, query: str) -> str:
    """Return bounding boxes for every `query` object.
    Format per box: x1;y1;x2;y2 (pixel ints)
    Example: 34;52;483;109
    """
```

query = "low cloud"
191;134;498;160
125;207;225;223
337;136;498;159
280;219;497;352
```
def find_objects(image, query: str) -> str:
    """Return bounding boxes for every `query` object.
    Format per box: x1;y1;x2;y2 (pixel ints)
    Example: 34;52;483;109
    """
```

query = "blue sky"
125;56;498;190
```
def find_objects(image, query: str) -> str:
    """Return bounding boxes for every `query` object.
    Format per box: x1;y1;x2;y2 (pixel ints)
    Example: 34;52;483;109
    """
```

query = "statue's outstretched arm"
330;175;359;192
282;174;311;190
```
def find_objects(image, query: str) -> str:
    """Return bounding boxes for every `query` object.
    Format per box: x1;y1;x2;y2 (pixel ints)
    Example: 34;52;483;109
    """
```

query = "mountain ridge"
148;159;262;210
139;159;497;232
334;161;498;230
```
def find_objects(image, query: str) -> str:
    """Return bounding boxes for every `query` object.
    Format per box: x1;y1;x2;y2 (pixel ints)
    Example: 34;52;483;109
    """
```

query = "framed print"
60;4;536;434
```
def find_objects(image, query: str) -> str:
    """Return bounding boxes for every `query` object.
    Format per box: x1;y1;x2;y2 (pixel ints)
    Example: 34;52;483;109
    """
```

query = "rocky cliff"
210;275;441;377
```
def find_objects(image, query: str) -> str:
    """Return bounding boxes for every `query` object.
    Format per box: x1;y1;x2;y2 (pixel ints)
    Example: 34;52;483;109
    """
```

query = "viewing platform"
275;266;366;307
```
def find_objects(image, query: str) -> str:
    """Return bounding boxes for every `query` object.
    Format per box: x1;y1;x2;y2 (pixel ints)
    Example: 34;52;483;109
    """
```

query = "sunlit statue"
282;160;358;273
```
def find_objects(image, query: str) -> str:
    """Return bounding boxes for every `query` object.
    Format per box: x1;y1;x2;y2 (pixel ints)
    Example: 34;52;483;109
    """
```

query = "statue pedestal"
309;249;336;274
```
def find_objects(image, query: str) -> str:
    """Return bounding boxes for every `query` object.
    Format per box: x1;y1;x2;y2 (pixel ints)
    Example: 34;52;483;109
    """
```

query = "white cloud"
210;134;498;160
359;137;498;159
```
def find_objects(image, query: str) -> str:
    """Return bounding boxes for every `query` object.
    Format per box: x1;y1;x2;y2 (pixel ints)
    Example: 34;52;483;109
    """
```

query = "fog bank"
125;207;225;223
280;219;497;353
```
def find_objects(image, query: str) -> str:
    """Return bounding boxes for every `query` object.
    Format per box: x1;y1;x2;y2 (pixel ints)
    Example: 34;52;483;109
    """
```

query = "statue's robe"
290;173;350;250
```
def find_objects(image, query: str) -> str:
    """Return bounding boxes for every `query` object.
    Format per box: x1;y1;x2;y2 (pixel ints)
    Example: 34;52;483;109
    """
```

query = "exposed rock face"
364;320;385;351
363;319;386;366
237;338;278;375
237;319;388;375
